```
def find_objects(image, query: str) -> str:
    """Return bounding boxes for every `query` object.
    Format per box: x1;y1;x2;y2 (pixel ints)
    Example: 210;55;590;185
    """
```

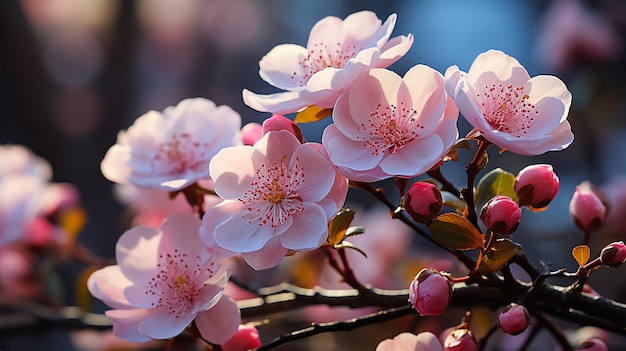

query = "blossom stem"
350;181;476;271
427;166;461;199
461;139;491;230
255;305;414;351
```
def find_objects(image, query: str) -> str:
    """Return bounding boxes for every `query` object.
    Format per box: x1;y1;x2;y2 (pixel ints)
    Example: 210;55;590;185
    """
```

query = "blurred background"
1;0;626;350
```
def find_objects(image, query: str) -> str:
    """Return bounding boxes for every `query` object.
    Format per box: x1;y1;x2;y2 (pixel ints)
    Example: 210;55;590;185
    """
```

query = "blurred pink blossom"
101;98;242;191
243;10;413;114
376;332;444;351
536;0;621;73
88;213;240;343
445;50;573;155
323;66;458;182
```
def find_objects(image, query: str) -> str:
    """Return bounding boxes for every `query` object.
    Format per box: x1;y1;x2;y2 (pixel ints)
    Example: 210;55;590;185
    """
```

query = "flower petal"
210;145;256;200
242;89;307;115
468;49;530;87
322;124;384;171
116;226;161;284
292;145;335;203
214;212;276;253
258;44;310;90
87;266;133;309
279;203;328;251
241;236;289;270
195;297;241;345
138;305;194;339
379;134;444;177
106;308;153;343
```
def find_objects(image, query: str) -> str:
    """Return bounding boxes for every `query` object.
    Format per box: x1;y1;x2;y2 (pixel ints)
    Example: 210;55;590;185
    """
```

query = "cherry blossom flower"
87;213;240;343
322;66;458;182
375;332;444;351
101;98;242;191
0;144;52;181
0;175;45;247
242;10;413;114
445;49;573;155
202;130;348;270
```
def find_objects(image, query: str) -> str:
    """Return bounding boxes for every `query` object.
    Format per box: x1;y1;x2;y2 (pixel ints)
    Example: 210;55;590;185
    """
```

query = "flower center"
239;157;305;228
152;133;211;175
356;102;424;156
146;249;216;318
478;84;538;137
291;42;362;86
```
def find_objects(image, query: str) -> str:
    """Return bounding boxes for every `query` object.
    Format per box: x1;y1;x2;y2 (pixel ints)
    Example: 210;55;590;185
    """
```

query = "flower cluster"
0;7;607;351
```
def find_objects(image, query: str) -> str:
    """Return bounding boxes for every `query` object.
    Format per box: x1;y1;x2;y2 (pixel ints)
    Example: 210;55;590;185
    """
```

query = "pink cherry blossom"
322;66;458;182
203;130;348;270
242;10;413;114
445;49;574;155
0;144;52;181
0;175;45;247
87;213;240;344
376;332;444;351
101;98;242;191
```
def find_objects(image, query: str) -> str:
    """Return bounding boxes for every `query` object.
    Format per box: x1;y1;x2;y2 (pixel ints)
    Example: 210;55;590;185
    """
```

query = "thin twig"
256;305;414;351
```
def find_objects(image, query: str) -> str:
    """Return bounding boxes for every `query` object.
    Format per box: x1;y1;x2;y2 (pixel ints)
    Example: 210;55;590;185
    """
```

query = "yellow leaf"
294;105;333;123
572;245;590;267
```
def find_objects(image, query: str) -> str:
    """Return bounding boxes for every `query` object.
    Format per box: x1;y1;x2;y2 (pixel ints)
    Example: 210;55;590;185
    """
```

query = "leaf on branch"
478;238;522;274
327;208;356;246
572;245;591;267
294;105;333;123
429;213;484;250
474;168;518;212
442;191;467;213
443;139;471;162
335;241;368;258
344;226;365;239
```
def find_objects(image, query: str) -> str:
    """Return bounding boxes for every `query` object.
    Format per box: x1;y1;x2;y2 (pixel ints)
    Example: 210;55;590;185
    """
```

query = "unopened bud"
514;164;559;208
262;114;304;143
443;329;478;351
480;196;521;235
570;181;606;233
241;123;263;146
222;324;262;351
409;268;453;316
497;303;530;335
600;241;626;267
576;338;608;351
401;182;443;223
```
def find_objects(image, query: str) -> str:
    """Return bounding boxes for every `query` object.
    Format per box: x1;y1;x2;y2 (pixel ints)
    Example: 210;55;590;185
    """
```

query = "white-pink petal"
195;296;241;344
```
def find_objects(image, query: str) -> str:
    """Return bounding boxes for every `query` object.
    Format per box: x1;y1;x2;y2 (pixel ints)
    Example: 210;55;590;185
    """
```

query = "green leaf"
327;208;356;246
478;238;522;274
294;105;333;123
429;213;484;250
344;226;365;238
474;168;518;212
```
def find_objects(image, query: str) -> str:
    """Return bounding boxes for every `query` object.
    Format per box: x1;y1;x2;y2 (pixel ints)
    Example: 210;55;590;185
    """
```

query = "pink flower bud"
497;303;530;335
262;114;304;143
409;268;453;316
570;181;606;233
514;164;559;208
222;324;262;351
600;241;626;267
401;182;443;223
480;196;521;235
576;338;608;351
241;122;263;146
443;329;479;351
